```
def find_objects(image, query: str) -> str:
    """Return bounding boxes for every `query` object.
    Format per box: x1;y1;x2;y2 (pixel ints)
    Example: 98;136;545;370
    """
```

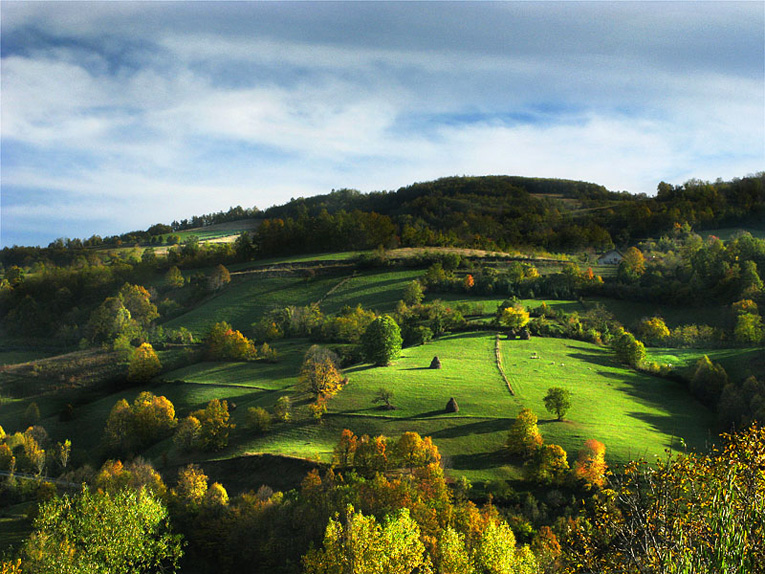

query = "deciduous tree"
361;315;403;366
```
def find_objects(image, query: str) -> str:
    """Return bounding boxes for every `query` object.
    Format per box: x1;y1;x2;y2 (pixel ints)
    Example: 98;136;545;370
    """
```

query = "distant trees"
208;264;231;291
361;315;403;366
543;388;572;421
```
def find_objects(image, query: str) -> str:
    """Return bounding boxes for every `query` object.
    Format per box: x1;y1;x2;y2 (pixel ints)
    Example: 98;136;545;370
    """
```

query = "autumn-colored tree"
333;429;359;468
472;517;538;574
209;264;231;291
561;426;765;574
300;352;346;398
308;396;328;423
172;464;209;509
302;506;432;574
118;283;159;329
127;342;162;383
204;321;257;361
104;392;177;453
395;431;441;471
94;458;167;498
192;399;234;451
526;443;570;485
506;408;543;457
572;439;607;488
636;316;670;343
618;246;646;282
246;407;271;434
463;274;475;291
499;304;530;331
437;527;475;574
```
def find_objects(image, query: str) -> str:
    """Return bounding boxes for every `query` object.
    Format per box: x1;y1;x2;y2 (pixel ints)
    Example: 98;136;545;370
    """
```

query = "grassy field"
647;347;764;382
583;297;730;330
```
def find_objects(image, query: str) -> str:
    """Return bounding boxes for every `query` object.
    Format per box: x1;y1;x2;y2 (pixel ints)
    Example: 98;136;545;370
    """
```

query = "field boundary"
495;333;515;395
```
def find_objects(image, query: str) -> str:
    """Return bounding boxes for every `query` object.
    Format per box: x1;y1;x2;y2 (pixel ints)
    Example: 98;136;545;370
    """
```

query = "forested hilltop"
3;174;763;265
0;173;763;573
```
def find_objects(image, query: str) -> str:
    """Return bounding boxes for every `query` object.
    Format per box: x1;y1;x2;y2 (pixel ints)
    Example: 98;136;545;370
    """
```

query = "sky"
1;1;763;247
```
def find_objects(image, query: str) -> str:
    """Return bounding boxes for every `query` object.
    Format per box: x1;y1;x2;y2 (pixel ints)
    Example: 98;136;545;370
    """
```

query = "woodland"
0;173;763;573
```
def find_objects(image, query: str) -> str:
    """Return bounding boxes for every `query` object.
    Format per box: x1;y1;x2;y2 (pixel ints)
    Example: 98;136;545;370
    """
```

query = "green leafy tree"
128;342;162;383
402;280;425;306
361;315;403;366
734;312;763;344
21;487;183;574
473;518;538;574
543;387;572;421
273;396;292;422
165;266;185;288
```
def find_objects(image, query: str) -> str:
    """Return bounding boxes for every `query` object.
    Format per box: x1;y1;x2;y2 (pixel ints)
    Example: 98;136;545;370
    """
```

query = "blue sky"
2;1;763;247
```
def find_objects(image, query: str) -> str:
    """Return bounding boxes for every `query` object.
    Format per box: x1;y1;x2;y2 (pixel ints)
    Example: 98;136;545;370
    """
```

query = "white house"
597;249;624;265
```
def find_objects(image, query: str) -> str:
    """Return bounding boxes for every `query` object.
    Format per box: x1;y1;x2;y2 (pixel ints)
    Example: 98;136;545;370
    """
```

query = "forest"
0;173;763;573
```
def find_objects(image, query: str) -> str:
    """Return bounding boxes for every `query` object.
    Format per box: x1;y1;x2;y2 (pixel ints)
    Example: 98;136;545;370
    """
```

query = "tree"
104;393;177;453
690;355;729;405
302;506;432;574
618;246;646;282
209;264;231;291
526;443;570;485
611;329;646;367
402;280;425;306
361;315;403;366
128;343;162;383
543;387;572;421
499;304;530;331
300;350;346;398
246;407;271;434
506;408;543;457
165;266;184;288
473;517;538;574
636;316;670;343
173;416;201;452
24;402;41;427
273;396;292;422
373;388;395;410
192;399;234;451
204;321;256;361
734;312;763;344
118;284;159;329
21;487;183;574
572;439;607;488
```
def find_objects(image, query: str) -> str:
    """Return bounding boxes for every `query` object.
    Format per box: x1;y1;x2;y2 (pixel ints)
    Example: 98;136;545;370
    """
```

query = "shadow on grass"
449;449;507;471
402;367;433;371
429;418;509;439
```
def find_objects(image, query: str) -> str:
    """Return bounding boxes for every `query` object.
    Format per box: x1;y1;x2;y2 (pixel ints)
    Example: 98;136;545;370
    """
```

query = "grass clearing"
647;347;764;382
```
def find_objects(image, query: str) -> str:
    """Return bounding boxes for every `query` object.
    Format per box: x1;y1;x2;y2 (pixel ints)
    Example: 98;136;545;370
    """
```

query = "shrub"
246;407;271;434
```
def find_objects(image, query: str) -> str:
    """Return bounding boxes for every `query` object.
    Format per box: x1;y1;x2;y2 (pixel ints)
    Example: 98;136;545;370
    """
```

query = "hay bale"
445;397;459;413
430;356;442;369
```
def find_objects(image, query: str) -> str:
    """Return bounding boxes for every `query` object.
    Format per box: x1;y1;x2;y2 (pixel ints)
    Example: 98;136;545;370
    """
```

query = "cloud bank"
2;1;763;246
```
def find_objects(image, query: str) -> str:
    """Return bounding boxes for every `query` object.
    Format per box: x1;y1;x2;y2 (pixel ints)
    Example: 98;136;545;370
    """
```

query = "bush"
246;407;271;434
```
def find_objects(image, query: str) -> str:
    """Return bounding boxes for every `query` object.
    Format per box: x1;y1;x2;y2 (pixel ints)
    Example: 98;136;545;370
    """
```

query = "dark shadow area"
402;367;433;371
429;417;509;439
449;449;507;471
567;351;616;369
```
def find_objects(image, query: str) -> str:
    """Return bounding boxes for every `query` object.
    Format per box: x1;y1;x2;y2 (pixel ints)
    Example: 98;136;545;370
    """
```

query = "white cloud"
1;1;762;246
